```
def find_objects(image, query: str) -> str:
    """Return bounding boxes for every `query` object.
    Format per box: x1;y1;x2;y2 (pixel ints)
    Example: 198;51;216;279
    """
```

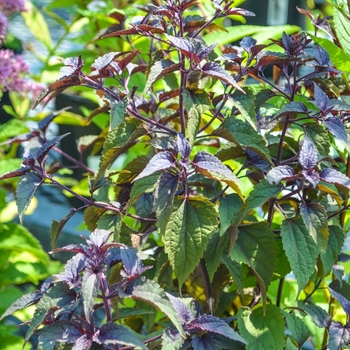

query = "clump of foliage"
2;0;350;349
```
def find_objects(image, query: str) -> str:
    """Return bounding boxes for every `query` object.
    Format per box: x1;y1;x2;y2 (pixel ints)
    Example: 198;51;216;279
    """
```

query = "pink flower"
0;49;44;97
0;0;27;16
0;12;8;41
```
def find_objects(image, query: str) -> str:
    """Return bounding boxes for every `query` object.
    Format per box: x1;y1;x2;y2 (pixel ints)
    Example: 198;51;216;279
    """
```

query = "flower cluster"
0;49;44;97
0;0;27;42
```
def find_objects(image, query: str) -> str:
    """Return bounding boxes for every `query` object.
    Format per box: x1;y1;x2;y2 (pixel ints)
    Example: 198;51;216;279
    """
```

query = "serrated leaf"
130;279;185;337
94;323;147;349
324;116;349;146
163;197;218;288
230;88;257;130
191;314;246;343
320;225;345;277
16;173;43;223
183;88;211;146
266;165;296;185
144;60;181;93
133;151;175;182
304;123;330;156
161;328;185;350
84;206;106;232
129;172;160;206
193;151;242;197
25;283;76;345
245;180;282;214
218;193;244;236
221;254;244;296
298;301;331;328
314;83;332;112
278;101;308;116
333;2;350;56
201;62;243;91
167;294;195;325
237;305;285;349
320;168;350;189
110;99;127;129
54;253;86;288
192;335;216;350
230;222;276;308
204;232;228;282
21;2;52;49
165;35;199;63
329;279;350;315
281;217;320;291
283;312;310;347
216;117;272;164
300;203;329;251
81;271;99;322
50;210;75;250
300;136;318;170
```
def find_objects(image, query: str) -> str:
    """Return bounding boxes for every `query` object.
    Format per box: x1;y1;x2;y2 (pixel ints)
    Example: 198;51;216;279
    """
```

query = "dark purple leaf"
302;169;320;187
16;172;43;222
328;322;350;350
190;315;246;343
52;244;89;255
177;133;191;162
105;247;122;266
133;151;175;182
87;229;113;248
300;137;318;170
197;43;217;61
36;133;70;164
38;108;71;133
54;253;87;288
72;335;93;350
278;101;308;116
225;8;255;17
40;277;53;292
201;62;243;91
314;83;332;113
240;36;257;53
93;323;147;349
58;56;84;80
246;149;271;171
314;44;330;66
192;334;216;350
154;172;179;214
0;167;28;181
167;293;195;325
120;248;145;278
320;168;350;189
329;280;350;315
324;116;349;143
38;321;83;345
266;165;297;185
165;35;199;63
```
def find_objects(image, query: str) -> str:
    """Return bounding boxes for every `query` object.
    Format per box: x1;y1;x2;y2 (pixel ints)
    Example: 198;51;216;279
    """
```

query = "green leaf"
50;210;75;250
117;155;151;185
183;88;211;146
193;151;243;198
204;232;228;282
230;88;258;130
163;197;218;288
131;279;185;337
281;217;320;291
81;271;99;323
300;203;329;251
304;123;330;156
332;4;350;57
161;328;185;350
237;304;285;350
94;323;147;349
129;172;160;206
110;98;127;129
16;173;43;223
218;193;244;236
298;301;332;328
21;2;52;50
230;222;276;307
221;254;244;296
283;311;310;347
244;180;282;214
84;206;106;232
0;119;30;142
320;225;345;277
216;117;272;164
